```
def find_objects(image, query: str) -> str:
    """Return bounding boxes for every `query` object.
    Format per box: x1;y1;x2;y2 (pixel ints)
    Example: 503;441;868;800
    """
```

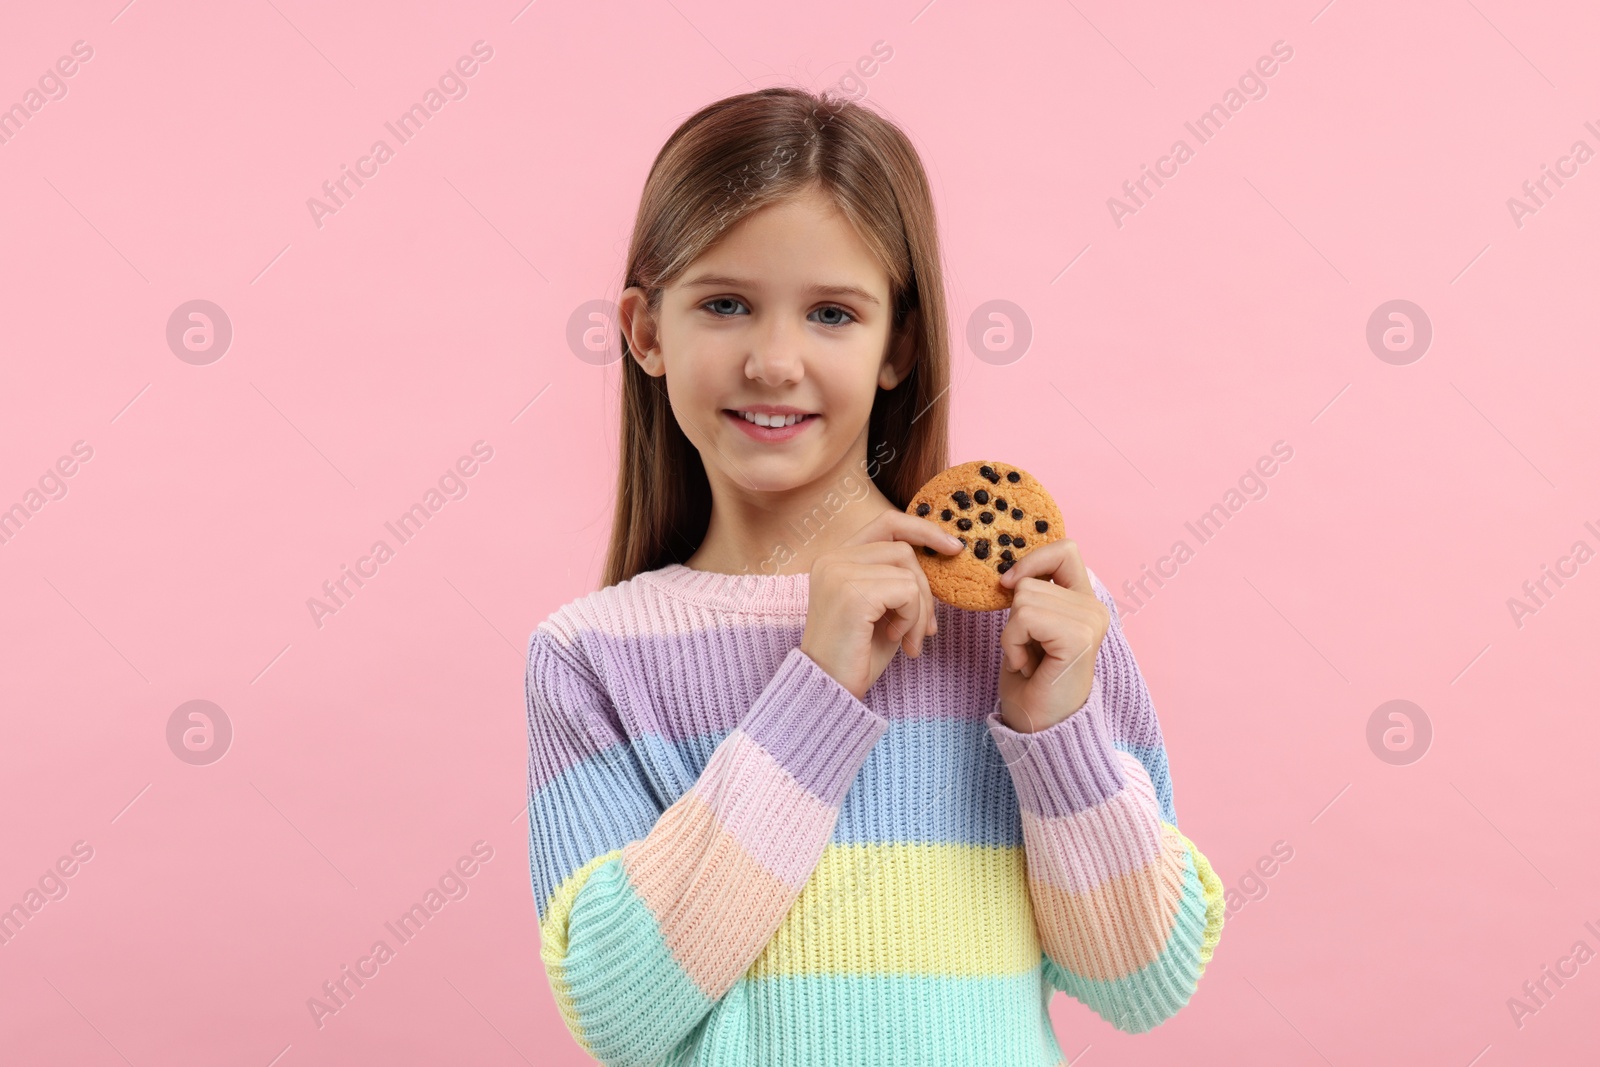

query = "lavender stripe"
538;605;1133;739
738;647;889;806
987;676;1129;817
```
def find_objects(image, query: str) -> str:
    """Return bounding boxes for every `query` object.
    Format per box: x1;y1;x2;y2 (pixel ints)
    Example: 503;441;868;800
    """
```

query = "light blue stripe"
528;741;660;923
534;717;1181;912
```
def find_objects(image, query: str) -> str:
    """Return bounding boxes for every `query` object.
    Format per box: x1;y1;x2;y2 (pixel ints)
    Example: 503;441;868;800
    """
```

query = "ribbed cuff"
987;674;1128;817
738;646;889;806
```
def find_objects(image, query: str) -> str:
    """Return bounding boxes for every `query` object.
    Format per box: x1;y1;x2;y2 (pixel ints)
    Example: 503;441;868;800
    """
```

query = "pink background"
4;1;1598;1063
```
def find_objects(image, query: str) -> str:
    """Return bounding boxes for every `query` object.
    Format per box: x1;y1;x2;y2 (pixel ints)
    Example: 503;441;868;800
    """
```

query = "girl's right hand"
799;509;966;701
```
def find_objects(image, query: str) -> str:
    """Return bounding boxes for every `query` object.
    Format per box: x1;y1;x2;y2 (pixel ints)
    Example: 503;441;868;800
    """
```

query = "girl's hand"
799;510;965;701
994;537;1111;733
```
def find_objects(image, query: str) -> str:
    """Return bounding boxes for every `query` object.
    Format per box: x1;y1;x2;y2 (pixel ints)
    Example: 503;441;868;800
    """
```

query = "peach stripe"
689;730;840;885
622;794;800;997
1027;821;1192;981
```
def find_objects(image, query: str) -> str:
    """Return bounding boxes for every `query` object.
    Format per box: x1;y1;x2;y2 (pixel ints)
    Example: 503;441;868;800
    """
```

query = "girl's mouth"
723;409;820;442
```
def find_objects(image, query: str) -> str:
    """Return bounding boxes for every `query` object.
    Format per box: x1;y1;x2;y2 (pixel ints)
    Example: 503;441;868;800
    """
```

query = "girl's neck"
684;479;898;577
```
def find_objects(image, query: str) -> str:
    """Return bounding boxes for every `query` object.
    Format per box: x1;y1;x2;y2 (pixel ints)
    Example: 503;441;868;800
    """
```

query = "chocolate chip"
997;533;1012;545
957;537;968;547
956;517;972;531
979;465;999;483
973;538;990;560
979;511;994;524
951;490;970;503
1006;471;1020;482
916;502;930;516
940;509;952;521
997;559;1012;574
994;497;1007;511
974;489;989;504
1010;508;1023;520
959;498;973;510
922;545;937;555
1013;537;1025;548
1035;519;1048;533
1000;549;1014;561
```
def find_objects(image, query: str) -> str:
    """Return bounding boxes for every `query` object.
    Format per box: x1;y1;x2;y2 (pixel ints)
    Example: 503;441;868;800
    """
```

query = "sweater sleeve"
984;572;1225;1034
526;633;889;1066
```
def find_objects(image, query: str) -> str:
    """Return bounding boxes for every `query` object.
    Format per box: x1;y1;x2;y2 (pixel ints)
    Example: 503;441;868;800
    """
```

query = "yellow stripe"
749;842;1041;978
538;848;622;1058
1174;827;1225;974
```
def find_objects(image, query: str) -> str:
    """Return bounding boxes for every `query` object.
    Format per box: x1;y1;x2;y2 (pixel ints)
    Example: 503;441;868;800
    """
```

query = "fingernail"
945;534;963;547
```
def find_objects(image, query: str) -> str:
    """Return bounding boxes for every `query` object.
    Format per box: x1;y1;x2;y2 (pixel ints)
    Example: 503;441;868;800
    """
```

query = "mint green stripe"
565;858;714;1064
672;968;1065;1066
1041;845;1212;1033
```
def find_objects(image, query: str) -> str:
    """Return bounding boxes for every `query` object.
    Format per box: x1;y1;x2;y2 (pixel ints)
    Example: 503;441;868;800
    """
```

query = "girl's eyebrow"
679;273;881;307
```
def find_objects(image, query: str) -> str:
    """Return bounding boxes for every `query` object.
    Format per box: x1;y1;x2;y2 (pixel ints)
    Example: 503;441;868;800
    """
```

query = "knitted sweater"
524;561;1224;1066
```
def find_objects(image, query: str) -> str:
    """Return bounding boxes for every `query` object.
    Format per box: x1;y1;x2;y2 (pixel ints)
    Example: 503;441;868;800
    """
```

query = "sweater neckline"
639;562;811;615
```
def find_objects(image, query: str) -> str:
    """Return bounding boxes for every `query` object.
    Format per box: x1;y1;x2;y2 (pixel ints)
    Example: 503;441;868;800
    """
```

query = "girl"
525;87;1224;1066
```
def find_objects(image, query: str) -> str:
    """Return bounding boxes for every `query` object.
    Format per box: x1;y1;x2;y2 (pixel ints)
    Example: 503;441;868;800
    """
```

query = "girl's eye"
812;305;855;327
700;298;856;327
703;297;747;317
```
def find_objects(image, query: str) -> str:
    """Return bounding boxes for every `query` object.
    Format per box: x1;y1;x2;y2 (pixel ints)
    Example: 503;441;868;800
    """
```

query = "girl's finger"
842;544;937;644
843;564;925;656
844;507;965;554
903;565;936;655
998;536;1091;593
883;571;925;656
895;539;939;641
842;535;942;641
898;556;935;655
998;605;1041;677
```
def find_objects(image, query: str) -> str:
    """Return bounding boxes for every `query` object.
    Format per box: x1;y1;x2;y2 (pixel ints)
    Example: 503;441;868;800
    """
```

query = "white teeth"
738;411;805;427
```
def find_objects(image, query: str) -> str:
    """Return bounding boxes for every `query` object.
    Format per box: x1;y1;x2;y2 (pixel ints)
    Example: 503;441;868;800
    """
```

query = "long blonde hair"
602;87;951;588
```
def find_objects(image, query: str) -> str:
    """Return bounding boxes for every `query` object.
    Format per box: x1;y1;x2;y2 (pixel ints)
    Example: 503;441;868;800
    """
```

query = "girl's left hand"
995;537;1111;734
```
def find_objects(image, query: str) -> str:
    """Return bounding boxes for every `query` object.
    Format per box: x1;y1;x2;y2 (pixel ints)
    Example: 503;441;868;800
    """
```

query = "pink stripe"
689;729;841;888
1113;751;1159;808
539;584;755;644
1019;752;1164;895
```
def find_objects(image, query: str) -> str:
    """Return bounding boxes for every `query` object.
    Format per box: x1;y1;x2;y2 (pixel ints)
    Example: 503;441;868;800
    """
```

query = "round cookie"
905;461;1065;611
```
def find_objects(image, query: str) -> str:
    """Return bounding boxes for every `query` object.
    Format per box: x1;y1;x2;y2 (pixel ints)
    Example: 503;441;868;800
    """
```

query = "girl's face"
622;185;913;501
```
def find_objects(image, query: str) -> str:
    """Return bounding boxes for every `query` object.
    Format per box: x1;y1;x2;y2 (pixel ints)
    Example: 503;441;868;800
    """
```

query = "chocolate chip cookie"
908;461;1064;610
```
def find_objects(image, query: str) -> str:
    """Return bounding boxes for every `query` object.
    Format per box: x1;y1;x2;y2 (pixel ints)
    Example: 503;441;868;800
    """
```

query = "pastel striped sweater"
524;561;1224;1066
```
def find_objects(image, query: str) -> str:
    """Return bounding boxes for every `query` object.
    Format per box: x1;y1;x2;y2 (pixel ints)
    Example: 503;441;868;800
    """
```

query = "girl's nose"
744;322;805;385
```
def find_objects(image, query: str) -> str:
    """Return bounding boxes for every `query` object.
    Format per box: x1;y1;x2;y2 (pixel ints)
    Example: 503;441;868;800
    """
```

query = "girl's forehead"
671;191;891;297
713;193;863;249
677;244;888;297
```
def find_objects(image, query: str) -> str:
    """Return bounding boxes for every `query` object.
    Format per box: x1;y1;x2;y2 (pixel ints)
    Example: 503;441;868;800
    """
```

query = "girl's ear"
620;286;665;377
878;307;921;390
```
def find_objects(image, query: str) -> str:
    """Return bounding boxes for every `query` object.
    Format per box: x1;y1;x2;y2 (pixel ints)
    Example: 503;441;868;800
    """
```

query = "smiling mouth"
721;409;821;441
724;409;820;428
